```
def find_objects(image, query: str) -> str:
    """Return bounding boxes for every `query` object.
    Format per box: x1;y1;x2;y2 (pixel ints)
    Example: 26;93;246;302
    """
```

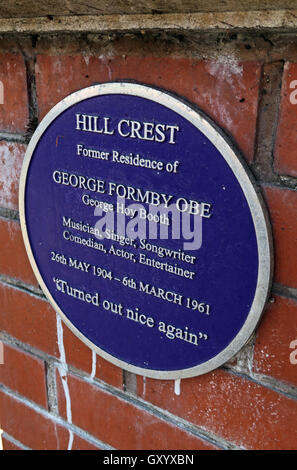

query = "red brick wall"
0;33;297;450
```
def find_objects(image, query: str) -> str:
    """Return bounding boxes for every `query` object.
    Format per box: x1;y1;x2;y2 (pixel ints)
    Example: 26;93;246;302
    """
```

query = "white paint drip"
91;350;96;379
142;377;146;396
56;314;73;450
99;54;113;80
83;55;90;66
53;422;60;450
0;143;22;208
174;379;181;396
56;315;66;363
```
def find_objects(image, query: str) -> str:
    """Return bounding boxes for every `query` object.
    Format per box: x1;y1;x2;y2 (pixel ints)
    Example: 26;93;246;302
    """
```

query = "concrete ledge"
1;1;297;19
1;10;297;34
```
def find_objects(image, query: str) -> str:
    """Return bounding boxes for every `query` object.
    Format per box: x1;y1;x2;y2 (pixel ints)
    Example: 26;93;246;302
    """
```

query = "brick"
0;54;29;133
0;282;59;357
0;142;26;211
2;436;23;450
36;55;260;162
137;369;297;450
263;186;297;289
0;343;48;408
0;218;38;286
56;372;217;450
253;295;297;387
0;390;86;450
0;390;67;449
1;412;99;450
72;435;102;450
95;355;123;389
62;323;92;374
2;432;99;450
275;62;297;176
62;324;123;388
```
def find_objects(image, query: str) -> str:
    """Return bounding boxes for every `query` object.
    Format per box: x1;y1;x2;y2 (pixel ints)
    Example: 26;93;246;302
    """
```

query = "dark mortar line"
0;132;27;143
1;431;31;450
16;40;39;140
0;384;114;450
0;333;58;365
272;283;297;301
259;180;297;190
0;275;45;298
223;365;297;402
0;208;20;221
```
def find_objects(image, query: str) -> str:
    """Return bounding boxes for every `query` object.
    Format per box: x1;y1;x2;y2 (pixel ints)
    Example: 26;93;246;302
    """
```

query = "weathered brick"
0;342;48;408
95;355;123;389
0;282;59;357
0;53;29;133
0;391;68;449
56;372;217;450
275;62;297;176
72;435;102;450
36;55;260;161
137;369;297;450
62;324;92;374
263;186;297;289
2;436;23;450
62;324;123;388
1;431;100;449
253;295;297;387
0;218;37;286
0;142;26;211
0;390;96;450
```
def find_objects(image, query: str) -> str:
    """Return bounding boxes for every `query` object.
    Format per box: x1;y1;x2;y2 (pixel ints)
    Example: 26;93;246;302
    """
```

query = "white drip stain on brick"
99;55;113;80
202;56;244;131
174;379;181;396
0;79;4;104
0;143;21;208
83;55;90;67
56;314;73;450
206;56;243;79
91;350;96;379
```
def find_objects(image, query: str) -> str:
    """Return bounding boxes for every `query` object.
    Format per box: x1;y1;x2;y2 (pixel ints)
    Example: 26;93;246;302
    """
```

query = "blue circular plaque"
19;82;272;379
